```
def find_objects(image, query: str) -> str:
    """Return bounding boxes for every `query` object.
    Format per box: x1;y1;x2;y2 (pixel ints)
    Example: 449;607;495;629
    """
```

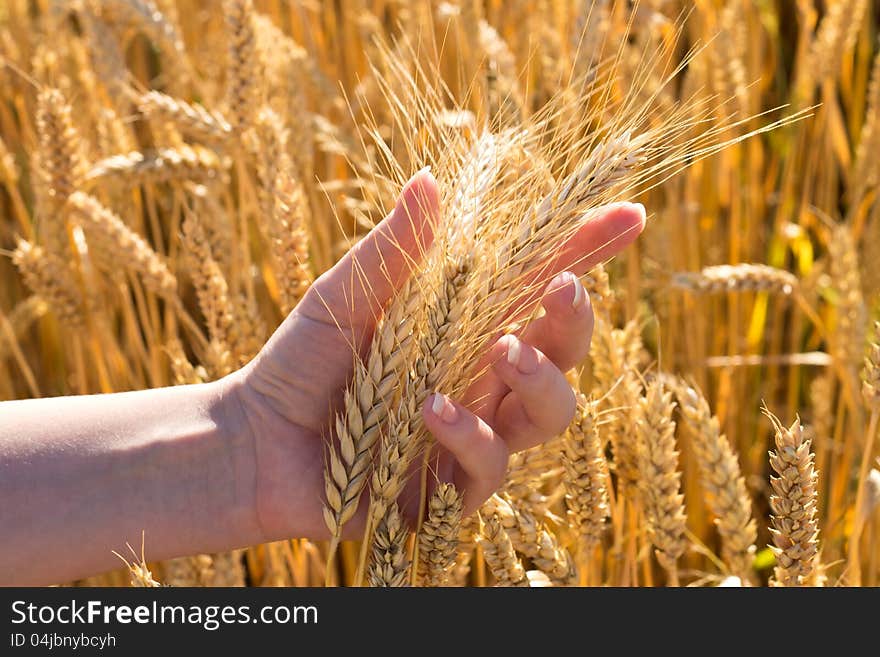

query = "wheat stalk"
0;136;19;186
484;131;646;313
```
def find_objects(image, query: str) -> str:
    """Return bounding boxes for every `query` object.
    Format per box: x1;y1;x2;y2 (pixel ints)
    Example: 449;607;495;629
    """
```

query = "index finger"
498;201;646;328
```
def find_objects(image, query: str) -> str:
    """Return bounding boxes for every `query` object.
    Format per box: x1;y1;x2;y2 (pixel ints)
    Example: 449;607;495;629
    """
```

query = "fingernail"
416;165;432;176
569;273;586;310
631;202;646;221
505;336;537;375
431;392;458;423
506;336;521;367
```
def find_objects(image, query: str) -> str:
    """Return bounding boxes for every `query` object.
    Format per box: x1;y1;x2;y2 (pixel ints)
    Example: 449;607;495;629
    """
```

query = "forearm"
0;376;260;585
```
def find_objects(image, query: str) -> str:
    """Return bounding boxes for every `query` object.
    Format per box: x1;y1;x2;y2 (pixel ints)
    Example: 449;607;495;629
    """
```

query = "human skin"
0;170;645;585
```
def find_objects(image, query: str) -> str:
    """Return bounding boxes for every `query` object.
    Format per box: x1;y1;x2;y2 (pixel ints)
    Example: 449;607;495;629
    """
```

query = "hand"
229;170;645;542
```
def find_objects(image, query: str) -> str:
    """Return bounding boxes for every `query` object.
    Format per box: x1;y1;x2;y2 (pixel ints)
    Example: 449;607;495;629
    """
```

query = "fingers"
499;202;645;325
299;169;439;331
557;201;646;275
488;335;576;452
423;333;577;512
460;270;592;422
519;271;594;372
423;393;509;515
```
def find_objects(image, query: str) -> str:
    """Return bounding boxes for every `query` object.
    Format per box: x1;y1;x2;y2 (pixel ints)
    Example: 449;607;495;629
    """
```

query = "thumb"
301;168;439;331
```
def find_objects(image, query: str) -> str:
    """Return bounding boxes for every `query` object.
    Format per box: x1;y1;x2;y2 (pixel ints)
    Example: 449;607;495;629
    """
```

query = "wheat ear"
104;0;187;61
671;264;798;295
223;0;262;133
138;91;232;143
181;210;234;374
34;88;85;255
355;259;470;581
255;108;312;313
849;42;880;202
12;240;84;330
484;132;645;312
503;438;563;518
636;379;687;585
765;412;820;587
86;145;227;187
477;512;529;587
367;503;410;587
482;494;577;586
162;556;213;586
416;483;464;587
322;279;422;556
807;0;868;86
673;380;757;583
67;192;177;299
112;538;161;588
563;394;610;562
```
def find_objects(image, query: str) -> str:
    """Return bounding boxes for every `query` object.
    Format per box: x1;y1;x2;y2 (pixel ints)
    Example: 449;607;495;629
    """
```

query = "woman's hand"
231;170;645;542
0;169;643;585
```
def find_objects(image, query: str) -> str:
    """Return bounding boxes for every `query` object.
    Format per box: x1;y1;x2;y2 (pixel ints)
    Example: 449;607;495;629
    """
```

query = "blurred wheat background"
1;0;879;587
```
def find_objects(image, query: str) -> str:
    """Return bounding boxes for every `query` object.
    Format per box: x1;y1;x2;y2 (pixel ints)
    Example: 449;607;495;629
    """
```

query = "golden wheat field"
1;0;879;588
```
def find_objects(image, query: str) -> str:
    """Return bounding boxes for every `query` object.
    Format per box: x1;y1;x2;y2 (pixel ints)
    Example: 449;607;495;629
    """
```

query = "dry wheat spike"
636;379;687;585
416;483;464;587
674;380;757;583
765;412;820;587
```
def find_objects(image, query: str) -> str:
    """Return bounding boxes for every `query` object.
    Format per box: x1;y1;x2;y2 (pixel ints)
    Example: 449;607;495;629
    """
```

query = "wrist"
202;371;265;548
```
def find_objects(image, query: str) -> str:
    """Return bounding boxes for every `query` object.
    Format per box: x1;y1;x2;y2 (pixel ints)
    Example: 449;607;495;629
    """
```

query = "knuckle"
487;440;510;488
547;386;577;436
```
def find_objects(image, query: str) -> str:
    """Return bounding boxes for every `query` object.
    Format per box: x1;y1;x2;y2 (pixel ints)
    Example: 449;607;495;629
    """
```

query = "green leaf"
753;547;776;571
